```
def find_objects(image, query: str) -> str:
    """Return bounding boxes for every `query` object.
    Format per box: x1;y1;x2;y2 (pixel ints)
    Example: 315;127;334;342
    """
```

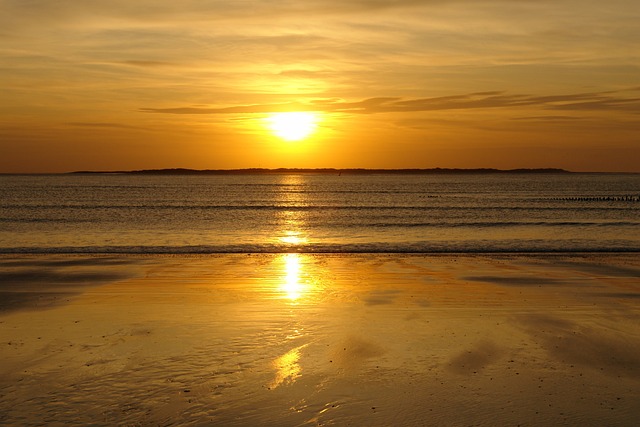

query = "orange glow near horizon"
1;2;639;172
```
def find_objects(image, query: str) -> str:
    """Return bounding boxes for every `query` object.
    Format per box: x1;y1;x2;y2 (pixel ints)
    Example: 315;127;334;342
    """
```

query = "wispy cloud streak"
140;89;640;115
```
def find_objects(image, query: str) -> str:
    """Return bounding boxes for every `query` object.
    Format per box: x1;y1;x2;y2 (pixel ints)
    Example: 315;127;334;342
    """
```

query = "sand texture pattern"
1;254;639;426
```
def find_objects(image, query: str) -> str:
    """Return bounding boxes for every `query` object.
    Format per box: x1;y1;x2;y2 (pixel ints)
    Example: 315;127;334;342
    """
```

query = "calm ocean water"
1;173;638;253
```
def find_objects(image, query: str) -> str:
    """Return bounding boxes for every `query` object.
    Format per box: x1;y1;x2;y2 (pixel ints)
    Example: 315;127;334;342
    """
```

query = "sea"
1;173;639;254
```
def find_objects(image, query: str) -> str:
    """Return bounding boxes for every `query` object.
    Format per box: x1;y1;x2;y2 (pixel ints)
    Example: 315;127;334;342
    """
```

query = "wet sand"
1;254;639;426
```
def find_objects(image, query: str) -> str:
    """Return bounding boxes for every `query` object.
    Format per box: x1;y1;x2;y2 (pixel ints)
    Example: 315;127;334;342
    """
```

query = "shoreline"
1;253;639;425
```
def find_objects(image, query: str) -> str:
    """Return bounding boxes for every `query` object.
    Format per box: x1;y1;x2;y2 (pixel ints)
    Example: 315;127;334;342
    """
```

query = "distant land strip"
70;167;572;175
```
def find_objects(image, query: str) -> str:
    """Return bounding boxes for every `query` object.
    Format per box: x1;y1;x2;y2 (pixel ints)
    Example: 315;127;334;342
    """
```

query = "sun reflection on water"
275;175;310;250
273;176;314;301
282;253;304;300
280;230;308;246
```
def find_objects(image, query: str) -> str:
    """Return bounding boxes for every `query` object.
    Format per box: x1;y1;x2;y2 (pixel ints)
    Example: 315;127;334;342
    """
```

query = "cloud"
511;116;586;121
3;0;638;101
0;0;433;33
0;0;532;25
140;89;640;115
66;122;148;130
548;98;640;112
112;60;175;68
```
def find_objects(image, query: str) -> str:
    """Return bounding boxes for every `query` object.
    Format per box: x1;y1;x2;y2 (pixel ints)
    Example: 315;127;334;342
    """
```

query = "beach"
1;253;639;426
4;0;640;424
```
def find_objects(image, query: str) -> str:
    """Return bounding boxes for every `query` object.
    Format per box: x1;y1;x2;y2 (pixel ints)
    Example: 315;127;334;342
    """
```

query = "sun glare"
267;112;318;141
283;253;303;300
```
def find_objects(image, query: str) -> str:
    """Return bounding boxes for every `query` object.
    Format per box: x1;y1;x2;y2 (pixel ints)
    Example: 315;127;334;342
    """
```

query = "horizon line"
75;167;574;175
2;167;640;175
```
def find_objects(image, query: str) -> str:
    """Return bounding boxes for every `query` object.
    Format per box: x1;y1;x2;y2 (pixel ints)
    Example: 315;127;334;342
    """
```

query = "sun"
266;112;318;141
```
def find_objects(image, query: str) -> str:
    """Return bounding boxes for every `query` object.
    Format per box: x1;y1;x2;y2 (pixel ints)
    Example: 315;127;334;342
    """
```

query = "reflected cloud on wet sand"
269;344;309;389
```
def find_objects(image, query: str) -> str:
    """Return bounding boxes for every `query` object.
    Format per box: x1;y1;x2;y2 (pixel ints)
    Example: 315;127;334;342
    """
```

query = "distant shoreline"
67;167;574;175
3;168;640;175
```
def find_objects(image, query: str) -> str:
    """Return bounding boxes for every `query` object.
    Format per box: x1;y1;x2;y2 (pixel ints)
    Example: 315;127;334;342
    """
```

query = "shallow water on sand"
1;254;639;426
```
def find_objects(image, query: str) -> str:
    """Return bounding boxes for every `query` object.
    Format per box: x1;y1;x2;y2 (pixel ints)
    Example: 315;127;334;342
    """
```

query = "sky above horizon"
1;0;639;173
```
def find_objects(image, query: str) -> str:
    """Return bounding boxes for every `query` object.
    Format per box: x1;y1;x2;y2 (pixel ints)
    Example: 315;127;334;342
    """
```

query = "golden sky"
1;0;639;172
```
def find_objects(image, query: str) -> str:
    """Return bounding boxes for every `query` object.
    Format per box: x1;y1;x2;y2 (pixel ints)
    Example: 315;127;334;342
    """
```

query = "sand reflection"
269;344;309;389
2;254;640;426
281;253;306;301
270;253;313;389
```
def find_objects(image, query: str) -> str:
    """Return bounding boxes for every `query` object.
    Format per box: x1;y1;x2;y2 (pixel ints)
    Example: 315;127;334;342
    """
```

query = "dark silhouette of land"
71;167;571;175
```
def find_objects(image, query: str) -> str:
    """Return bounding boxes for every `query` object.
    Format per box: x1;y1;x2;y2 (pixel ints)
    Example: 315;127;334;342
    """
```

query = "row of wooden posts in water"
550;195;639;202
